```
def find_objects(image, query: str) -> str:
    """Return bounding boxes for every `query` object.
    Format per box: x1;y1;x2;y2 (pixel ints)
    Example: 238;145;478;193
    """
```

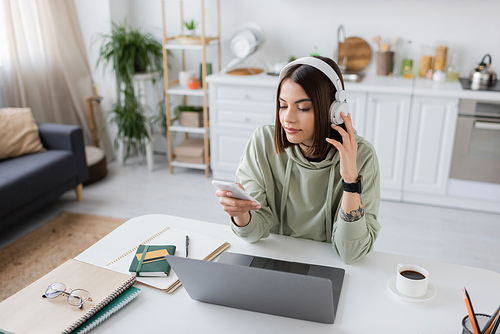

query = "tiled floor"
2;156;499;274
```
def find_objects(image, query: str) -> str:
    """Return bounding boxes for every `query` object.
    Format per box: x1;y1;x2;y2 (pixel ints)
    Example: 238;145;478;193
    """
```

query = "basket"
176;36;202;45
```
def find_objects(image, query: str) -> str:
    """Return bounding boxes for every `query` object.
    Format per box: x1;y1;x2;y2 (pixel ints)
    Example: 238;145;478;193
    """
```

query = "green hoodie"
232;125;381;264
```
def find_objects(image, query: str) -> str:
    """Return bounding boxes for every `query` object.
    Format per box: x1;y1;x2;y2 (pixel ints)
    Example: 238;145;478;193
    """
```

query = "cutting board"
338;37;372;72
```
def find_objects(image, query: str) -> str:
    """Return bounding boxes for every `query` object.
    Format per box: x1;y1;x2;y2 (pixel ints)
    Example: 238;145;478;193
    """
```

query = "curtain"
0;0;98;147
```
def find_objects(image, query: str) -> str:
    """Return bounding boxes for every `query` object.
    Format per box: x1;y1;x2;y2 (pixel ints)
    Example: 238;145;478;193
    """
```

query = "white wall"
74;0;130;159
126;0;500;77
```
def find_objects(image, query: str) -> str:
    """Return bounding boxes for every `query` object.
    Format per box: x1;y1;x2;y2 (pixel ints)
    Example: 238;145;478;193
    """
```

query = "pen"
185;235;190;257
463;288;481;334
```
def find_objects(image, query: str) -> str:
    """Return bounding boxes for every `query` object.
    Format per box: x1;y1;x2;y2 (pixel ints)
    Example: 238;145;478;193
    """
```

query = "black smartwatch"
342;175;363;194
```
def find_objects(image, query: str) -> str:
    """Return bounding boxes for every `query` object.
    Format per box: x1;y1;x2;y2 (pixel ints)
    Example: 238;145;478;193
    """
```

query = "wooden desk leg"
75;184;83;201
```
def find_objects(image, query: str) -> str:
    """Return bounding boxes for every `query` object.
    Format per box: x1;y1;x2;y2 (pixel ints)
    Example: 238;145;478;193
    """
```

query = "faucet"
336;25;346;72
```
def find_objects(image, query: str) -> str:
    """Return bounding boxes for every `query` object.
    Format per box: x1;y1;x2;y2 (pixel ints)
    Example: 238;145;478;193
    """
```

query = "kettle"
469;54;497;89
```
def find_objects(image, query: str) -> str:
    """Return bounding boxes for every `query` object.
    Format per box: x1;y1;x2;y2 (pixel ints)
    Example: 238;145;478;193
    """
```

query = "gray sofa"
0;123;89;230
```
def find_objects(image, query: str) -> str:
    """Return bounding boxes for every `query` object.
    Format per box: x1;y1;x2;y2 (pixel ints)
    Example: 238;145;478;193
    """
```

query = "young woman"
216;56;381;264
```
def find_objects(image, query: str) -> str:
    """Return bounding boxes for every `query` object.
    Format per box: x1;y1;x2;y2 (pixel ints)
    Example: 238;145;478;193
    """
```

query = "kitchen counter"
207;73;500;101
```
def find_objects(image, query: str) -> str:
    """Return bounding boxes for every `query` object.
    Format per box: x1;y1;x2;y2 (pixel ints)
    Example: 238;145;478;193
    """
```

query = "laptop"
165;252;345;324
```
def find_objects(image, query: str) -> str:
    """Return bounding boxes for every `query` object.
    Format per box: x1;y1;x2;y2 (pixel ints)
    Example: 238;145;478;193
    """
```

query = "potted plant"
174;104;205;128
95;19;170;161
184;19;197;37
177;19;202;45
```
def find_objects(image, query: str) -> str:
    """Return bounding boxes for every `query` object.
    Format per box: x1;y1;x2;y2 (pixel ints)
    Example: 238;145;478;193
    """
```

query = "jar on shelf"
446;53;460;82
433;43;448;72
419;44;434;78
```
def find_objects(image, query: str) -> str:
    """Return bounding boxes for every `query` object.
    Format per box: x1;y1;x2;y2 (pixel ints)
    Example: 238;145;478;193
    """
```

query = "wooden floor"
1;155;499;274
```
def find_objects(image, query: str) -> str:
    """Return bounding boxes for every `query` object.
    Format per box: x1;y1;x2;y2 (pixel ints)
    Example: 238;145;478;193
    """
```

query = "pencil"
490;311;500;334
482;304;500;334
463;288;481;334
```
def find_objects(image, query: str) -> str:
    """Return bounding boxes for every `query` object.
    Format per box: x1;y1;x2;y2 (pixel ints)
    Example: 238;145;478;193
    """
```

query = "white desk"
76;215;500;334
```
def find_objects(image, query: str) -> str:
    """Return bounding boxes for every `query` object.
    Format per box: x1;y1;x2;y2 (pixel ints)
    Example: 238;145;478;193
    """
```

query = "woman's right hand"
215;182;261;226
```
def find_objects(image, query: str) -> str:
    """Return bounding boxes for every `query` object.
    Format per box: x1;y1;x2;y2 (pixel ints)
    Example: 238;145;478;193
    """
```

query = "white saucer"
387;276;437;303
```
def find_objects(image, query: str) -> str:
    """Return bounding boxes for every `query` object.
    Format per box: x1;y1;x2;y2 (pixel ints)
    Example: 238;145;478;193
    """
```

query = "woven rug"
0;211;127;302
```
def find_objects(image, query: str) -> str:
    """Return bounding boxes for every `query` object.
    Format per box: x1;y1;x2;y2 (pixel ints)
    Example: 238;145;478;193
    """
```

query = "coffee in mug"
396;263;429;298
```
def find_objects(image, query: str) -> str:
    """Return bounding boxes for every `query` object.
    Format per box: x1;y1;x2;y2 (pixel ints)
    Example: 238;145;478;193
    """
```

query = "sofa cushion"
0;150;78;217
0;108;45;160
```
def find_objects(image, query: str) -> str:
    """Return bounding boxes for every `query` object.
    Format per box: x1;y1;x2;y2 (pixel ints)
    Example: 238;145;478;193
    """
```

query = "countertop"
206;72;500;101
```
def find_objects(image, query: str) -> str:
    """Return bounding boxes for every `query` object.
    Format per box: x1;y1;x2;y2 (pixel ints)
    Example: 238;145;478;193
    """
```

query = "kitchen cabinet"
364;93;411;201
346;91;366;136
403;96;459;197
208;80;275;180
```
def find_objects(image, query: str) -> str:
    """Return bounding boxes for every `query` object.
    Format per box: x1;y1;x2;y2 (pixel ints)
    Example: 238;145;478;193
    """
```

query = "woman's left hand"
326;112;358;183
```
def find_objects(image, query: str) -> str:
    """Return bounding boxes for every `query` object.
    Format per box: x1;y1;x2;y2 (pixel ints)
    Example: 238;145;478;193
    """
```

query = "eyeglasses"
42;282;92;309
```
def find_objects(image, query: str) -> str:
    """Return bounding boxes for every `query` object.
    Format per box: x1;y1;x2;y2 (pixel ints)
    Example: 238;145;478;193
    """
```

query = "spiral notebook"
0;259;136;334
74;286;141;334
104;226;230;293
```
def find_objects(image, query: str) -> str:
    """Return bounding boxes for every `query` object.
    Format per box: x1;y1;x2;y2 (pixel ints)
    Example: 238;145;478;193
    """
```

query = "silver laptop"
165;252;345;324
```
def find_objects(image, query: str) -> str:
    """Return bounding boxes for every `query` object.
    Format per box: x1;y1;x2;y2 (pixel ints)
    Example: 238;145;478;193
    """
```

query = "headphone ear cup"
329;101;349;125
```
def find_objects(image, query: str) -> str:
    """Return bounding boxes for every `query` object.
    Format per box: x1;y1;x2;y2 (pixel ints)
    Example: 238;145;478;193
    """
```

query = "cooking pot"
469;54;497;89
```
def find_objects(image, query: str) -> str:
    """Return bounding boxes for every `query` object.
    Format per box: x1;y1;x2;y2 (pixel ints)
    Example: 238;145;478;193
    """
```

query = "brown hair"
274;56;347;157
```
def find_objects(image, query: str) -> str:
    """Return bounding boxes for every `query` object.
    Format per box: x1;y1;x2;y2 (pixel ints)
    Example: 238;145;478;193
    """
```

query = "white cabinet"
403;96;459;198
208;81;275;180
364;93;411;201
346;92;366;136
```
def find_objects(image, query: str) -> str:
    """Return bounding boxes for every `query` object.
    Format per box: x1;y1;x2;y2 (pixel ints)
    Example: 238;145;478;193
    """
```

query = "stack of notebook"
0;259;140;334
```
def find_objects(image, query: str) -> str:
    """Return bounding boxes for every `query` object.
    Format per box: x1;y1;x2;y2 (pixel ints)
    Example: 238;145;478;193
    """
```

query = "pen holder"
376;51;394;76
462;313;492;334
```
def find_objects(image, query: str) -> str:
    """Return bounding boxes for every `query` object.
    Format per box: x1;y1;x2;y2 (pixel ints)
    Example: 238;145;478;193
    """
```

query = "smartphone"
212;180;259;203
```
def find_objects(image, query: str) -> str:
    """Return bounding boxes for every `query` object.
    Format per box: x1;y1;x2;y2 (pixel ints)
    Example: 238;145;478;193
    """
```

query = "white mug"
179;70;196;88
395;263;429;298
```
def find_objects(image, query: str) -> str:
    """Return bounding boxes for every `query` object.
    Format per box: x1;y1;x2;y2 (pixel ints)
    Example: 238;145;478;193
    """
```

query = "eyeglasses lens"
44;282;66;299
68;289;90;308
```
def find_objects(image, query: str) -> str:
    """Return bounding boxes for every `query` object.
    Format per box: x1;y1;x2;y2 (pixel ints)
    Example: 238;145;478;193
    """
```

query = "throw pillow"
0;108;45;160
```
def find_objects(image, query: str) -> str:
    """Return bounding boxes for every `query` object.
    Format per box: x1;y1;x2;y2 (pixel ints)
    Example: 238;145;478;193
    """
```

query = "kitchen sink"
342;73;365;82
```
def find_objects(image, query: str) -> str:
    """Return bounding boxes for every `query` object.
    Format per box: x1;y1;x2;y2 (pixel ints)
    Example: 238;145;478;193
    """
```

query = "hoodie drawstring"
325;164;336;239
279;159;292;235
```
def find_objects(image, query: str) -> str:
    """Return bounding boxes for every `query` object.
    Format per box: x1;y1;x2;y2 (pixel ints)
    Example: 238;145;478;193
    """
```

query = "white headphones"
278;57;349;125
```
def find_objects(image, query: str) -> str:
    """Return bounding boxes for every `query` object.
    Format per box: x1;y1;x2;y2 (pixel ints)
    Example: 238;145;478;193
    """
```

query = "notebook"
103;226;230;293
74;286;141;334
166;252;345;324
0;259;136;334
129;245;176;277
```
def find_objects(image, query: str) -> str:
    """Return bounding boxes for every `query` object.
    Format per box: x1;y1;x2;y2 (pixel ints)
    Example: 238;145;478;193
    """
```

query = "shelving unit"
161;0;221;177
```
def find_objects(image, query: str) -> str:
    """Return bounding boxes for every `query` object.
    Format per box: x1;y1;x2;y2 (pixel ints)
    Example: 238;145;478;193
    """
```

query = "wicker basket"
176;36;202;45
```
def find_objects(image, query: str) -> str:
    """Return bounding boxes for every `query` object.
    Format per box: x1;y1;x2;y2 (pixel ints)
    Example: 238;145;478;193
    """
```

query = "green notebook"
74;286;141;334
128;244;176;277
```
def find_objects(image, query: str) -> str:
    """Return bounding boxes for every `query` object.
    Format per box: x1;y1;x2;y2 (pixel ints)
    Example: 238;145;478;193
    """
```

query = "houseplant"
174;104;204;128
177;19;201;45
95;20;169;161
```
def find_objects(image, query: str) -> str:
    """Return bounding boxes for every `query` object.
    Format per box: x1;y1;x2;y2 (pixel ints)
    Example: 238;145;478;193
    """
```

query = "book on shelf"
0;259;137;334
129;245;176;277
103;226;230;293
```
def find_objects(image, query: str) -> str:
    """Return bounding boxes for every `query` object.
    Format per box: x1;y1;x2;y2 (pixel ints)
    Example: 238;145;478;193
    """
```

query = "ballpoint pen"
185;235;190;257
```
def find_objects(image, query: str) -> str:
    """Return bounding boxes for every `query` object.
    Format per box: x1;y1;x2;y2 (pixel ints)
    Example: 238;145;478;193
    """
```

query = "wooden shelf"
164;37;219;50
169;125;208;134
162;0;220;177
166;85;205;97
170;160;208;170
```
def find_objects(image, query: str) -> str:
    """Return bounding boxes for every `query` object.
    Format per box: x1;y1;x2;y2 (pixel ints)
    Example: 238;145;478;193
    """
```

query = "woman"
216;56;381;264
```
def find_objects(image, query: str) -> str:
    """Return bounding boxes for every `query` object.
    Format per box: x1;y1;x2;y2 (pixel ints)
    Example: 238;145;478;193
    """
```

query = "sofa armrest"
37;123;89;184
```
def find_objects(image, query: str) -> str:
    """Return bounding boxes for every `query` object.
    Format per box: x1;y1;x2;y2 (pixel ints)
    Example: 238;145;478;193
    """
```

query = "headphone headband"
278;57;344;99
